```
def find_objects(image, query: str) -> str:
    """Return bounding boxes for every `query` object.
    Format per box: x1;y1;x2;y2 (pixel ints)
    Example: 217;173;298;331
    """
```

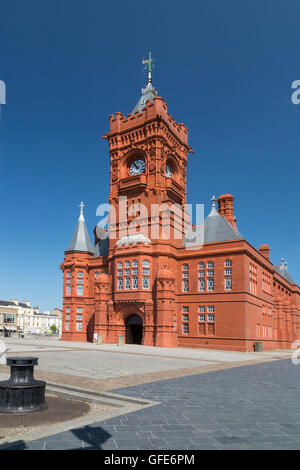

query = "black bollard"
0;357;46;413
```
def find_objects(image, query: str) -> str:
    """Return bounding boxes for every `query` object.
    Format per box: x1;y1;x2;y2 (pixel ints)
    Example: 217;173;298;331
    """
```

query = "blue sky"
0;0;300;310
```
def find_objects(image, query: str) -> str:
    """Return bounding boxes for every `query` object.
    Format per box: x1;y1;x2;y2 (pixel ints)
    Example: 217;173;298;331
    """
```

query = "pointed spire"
132;52;158;113
65;202;95;254
208;195;218;217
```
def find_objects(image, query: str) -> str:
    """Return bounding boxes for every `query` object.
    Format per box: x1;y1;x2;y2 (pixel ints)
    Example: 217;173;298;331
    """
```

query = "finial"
281;257;284;267
211;195;217;208
284;260;288;270
142;52;154;85
79;201;85;216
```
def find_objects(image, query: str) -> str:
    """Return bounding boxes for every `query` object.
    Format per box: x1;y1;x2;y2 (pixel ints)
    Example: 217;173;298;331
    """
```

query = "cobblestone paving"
3;359;300;450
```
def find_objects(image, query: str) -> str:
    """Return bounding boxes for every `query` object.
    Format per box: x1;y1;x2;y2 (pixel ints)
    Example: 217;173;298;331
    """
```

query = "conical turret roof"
65;202;95;254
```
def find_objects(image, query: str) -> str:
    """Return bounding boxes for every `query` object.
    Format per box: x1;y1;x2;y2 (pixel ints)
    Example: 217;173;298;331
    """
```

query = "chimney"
259;244;270;260
217;194;236;230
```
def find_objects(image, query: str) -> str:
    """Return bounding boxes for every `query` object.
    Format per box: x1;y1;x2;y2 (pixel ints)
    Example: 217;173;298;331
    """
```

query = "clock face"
165;164;172;178
129;159;145;175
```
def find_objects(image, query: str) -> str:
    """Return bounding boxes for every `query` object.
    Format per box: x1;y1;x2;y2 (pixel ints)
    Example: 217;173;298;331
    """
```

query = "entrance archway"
125;314;143;345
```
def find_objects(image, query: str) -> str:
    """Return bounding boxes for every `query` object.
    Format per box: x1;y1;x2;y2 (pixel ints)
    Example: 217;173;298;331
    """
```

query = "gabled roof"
183;203;242;247
273;260;296;285
65;203;95;255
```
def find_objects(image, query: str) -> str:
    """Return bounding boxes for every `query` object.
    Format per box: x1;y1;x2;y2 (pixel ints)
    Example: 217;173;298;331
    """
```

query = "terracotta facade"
60;87;300;352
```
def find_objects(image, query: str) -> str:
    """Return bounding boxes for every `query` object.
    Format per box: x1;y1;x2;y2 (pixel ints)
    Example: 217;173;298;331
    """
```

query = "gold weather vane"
142;52;154;85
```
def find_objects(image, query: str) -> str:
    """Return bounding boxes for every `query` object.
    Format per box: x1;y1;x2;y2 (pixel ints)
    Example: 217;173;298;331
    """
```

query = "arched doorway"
125;314;143;345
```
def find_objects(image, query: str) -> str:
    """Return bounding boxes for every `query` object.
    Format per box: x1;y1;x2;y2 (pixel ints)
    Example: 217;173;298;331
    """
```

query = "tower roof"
183;196;242;247
65;202;95;255
273;259;296;285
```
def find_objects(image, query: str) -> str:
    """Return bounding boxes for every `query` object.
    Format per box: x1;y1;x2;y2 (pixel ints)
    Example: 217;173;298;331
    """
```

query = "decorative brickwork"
60;81;300;352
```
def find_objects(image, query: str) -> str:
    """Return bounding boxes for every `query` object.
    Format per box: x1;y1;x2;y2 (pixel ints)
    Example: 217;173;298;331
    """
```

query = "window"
207;314;215;322
198;279;205;291
198;306;205;313
225;268;232;276
207;270;214;276
182;311;189;334
66;307;70;313
117;262;123;268
77;272;84;296
76;322;82;330
76;307;83;313
207;278;214;291
207;306;214;313
95;271;99;278
66;321;70;330
182;264;189;291
142;260;150;289
76;314;82;320
198;262;205;269
142;276;150;289
4;313;14;324
125;277;131;289
125;269;131;275
199;314;205;322
132;276;138;289
67;271;71;277
67;285;71;295
225;259;232;267
207;261;214;268
117;269;123;276
198;270;205;277
225;277;232;291
117;278;123;290
125;261;131;267
132;260;138;267
66;314;70;320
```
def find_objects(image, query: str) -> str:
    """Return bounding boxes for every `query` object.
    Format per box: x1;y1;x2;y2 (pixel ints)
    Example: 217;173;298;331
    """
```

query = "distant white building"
0;300;62;336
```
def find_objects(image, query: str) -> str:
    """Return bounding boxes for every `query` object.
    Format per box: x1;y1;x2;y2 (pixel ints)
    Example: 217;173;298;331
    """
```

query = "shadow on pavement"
0;425;112;450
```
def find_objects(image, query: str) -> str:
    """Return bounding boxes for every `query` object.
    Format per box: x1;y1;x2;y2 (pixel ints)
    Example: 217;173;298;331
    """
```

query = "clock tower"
101;54;192;252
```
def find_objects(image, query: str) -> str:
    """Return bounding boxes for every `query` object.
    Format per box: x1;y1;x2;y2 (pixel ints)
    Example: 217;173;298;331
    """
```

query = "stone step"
45;382;151;408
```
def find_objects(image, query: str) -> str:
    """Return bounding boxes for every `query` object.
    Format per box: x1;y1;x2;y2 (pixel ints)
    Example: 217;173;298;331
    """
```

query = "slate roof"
183;204;242;247
0;300;30;309
132;82;158;113
65;209;95;255
273;262;296;285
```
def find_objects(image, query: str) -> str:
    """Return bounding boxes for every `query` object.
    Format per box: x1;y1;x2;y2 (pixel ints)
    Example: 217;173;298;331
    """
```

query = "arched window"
95;271;99;278
142;260;150;267
198;262;205;269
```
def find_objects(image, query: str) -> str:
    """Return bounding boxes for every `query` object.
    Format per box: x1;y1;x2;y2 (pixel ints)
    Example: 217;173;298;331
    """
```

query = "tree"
50;324;57;332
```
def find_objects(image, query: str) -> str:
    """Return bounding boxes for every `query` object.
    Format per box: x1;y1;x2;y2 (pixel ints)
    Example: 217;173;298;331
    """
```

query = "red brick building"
60;69;300;351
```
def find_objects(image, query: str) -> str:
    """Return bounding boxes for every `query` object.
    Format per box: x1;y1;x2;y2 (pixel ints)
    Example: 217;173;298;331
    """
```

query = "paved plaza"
0;338;299;450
